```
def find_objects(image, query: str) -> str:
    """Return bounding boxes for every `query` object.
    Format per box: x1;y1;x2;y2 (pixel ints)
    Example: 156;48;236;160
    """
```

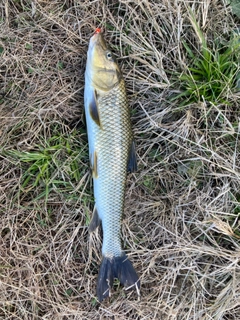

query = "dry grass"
1;0;240;319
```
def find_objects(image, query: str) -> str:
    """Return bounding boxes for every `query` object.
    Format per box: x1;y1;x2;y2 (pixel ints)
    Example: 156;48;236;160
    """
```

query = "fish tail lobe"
97;253;140;302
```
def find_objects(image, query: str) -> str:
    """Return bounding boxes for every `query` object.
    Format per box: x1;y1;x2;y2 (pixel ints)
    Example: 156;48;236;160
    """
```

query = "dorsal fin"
127;141;137;173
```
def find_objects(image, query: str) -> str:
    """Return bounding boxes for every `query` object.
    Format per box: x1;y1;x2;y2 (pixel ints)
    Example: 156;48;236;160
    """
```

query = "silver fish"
84;29;140;301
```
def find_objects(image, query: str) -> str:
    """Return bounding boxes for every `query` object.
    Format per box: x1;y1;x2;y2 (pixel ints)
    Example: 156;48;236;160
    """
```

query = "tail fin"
97;253;140;302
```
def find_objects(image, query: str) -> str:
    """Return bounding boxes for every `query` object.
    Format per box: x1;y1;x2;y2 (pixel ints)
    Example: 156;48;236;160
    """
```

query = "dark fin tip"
97;253;140;302
89;205;101;232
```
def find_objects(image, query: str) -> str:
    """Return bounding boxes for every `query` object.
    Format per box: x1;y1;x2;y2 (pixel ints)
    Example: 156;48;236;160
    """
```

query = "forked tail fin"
97;253;140;302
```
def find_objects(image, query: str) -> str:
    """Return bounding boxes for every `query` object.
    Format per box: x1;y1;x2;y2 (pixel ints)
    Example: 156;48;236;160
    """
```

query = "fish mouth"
89;31;107;52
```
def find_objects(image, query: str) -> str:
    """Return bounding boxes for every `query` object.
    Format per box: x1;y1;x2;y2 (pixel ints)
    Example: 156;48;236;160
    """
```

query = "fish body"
84;29;139;301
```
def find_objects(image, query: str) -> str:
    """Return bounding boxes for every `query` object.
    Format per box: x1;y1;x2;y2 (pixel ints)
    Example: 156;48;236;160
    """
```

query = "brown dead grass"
1;0;240;319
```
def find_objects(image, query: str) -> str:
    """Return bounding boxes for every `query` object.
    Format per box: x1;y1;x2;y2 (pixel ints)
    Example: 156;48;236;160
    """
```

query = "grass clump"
173;9;240;106
3;126;87;202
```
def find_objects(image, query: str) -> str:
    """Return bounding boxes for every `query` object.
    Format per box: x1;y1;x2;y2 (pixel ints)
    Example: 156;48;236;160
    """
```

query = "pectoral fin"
89;90;101;127
89;205;101;232
127;141;137;173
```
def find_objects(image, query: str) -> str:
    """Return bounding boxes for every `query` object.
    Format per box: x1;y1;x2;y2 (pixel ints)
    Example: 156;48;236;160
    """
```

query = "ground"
0;0;240;319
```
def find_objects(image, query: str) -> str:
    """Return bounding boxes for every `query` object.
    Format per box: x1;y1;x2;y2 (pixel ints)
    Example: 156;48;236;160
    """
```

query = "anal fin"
89;205;101;232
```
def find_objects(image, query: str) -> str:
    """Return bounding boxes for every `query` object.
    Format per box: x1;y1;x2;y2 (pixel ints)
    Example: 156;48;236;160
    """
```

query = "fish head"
86;30;122;91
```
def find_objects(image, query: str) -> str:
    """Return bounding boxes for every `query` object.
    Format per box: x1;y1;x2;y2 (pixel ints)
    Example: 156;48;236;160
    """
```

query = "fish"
84;28;140;302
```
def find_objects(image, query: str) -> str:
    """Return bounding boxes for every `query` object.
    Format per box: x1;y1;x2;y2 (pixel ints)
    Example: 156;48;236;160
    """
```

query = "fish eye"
106;51;113;60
